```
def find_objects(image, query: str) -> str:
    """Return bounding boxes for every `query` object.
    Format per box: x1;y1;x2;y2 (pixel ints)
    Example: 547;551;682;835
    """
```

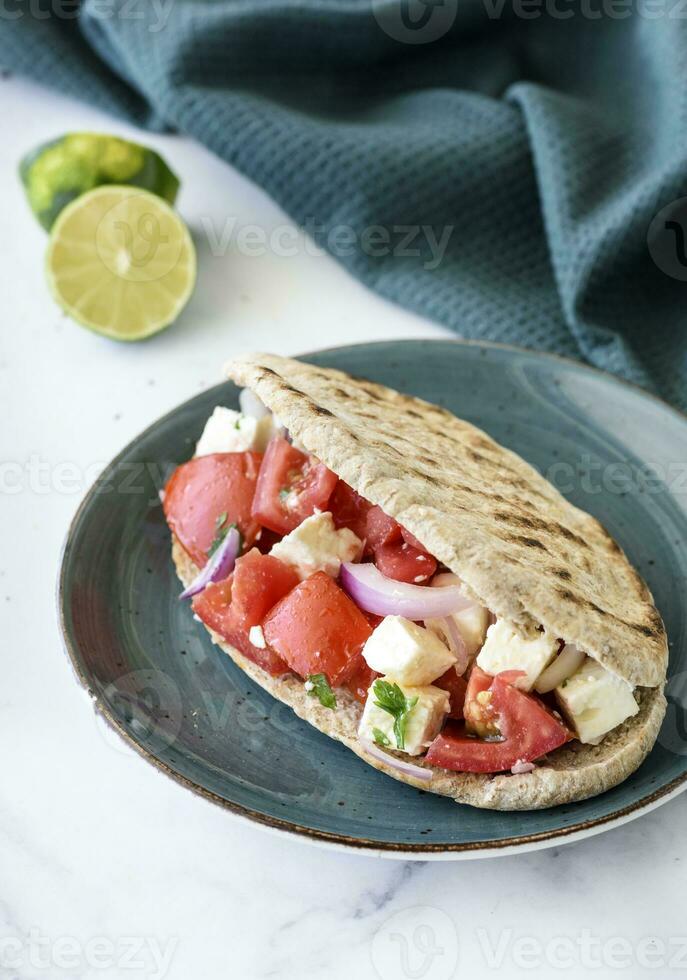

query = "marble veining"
2;74;686;980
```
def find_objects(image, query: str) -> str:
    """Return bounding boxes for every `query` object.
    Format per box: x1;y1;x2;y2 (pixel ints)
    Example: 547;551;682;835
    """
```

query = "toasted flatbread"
170;353;668;810
227;353;667;688
173;540;665;810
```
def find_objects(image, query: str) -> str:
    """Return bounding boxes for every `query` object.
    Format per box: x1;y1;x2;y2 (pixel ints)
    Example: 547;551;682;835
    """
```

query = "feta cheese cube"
476;620;558;691
269;511;362;580
426;606;490;661
555;657;639;744
452;605;490;658
358;679;450;755
361;616;456;686
248;625;266;649
195;406;275;456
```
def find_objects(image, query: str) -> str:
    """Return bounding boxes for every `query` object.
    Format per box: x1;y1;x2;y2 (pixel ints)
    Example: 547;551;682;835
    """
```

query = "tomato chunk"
263;572;373;684
363;611;384;630
252;527;282;555
374;540;437;584
434;668;468;720
192;578;289;676
230;549;300;628
463;664;498;736
465;664;494;701
425;674;571;773
401;527;427;552
330;483;433;566
329;481;371;541
365;505;402;551
163;452;262;567
252;437;337;535
341;653;380;704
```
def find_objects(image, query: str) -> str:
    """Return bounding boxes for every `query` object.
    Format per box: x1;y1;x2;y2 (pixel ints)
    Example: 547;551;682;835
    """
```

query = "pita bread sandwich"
162;352;668;810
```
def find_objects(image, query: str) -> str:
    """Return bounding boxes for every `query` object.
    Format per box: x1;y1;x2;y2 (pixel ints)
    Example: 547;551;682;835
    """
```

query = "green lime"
20;132;180;230
46;185;196;341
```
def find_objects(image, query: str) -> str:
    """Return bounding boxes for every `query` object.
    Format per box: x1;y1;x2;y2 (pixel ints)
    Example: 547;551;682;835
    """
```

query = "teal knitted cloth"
4;1;687;406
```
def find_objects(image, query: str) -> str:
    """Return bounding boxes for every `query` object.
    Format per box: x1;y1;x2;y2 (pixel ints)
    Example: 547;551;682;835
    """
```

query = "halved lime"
21;132;179;230
46;185;196;341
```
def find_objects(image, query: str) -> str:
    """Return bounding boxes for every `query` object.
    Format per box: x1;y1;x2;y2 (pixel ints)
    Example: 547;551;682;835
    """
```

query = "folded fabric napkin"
4;0;687;407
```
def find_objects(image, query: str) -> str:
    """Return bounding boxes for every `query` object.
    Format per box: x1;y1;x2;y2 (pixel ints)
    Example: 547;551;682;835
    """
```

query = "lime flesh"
46;185;196;341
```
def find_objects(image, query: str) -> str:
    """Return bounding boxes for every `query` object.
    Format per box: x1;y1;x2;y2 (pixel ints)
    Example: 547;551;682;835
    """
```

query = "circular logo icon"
95;192;184;283
647;196;687;282
371;906;459;980
658;670;687;756
372;0;458;44
100;669;183;752
93;707;142;758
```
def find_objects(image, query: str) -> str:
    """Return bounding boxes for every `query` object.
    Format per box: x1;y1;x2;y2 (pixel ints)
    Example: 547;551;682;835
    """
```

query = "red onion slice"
441;617;469;675
360;739;433;781
239;388;270;420
534;644;585;694
179;527;241;599
340;563;473;620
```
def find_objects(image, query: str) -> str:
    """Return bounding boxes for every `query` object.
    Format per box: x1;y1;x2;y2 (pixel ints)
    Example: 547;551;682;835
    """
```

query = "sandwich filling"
163;395;642;777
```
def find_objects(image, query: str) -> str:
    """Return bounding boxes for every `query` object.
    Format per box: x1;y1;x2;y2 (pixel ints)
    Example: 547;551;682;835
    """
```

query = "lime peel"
21;132;180;230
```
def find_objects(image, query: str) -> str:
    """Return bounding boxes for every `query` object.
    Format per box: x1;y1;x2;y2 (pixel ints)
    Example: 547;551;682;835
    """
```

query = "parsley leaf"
208;513;240;557
306;673;337;710
372;679;418;750
372;728;391;748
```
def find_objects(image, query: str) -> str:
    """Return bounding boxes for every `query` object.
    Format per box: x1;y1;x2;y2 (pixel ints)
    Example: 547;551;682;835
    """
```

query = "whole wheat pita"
168;352;668;810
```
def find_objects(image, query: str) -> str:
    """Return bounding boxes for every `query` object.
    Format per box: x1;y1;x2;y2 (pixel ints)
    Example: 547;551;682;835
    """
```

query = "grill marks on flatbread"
227;354;667;689
172;538;667;811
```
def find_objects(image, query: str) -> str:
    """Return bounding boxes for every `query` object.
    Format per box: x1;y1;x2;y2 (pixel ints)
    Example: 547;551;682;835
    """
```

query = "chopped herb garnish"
372;679;418;751
372;728;391;748
208;512;228;555
306;673;337;709
279;488;290;502
234;418;242;429
208;513;239;557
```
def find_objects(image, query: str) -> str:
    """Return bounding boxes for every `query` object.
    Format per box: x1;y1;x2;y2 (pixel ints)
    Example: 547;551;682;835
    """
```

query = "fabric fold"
4;0;687;406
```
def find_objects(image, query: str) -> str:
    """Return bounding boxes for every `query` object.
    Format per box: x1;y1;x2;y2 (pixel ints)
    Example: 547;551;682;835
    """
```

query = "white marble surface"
2;75;686;980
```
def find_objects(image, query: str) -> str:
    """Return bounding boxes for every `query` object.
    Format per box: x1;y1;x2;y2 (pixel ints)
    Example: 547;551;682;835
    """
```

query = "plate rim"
57;338;687;858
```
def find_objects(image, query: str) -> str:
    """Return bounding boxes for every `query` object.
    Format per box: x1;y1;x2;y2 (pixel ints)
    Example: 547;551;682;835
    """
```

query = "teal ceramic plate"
59;341;687;858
